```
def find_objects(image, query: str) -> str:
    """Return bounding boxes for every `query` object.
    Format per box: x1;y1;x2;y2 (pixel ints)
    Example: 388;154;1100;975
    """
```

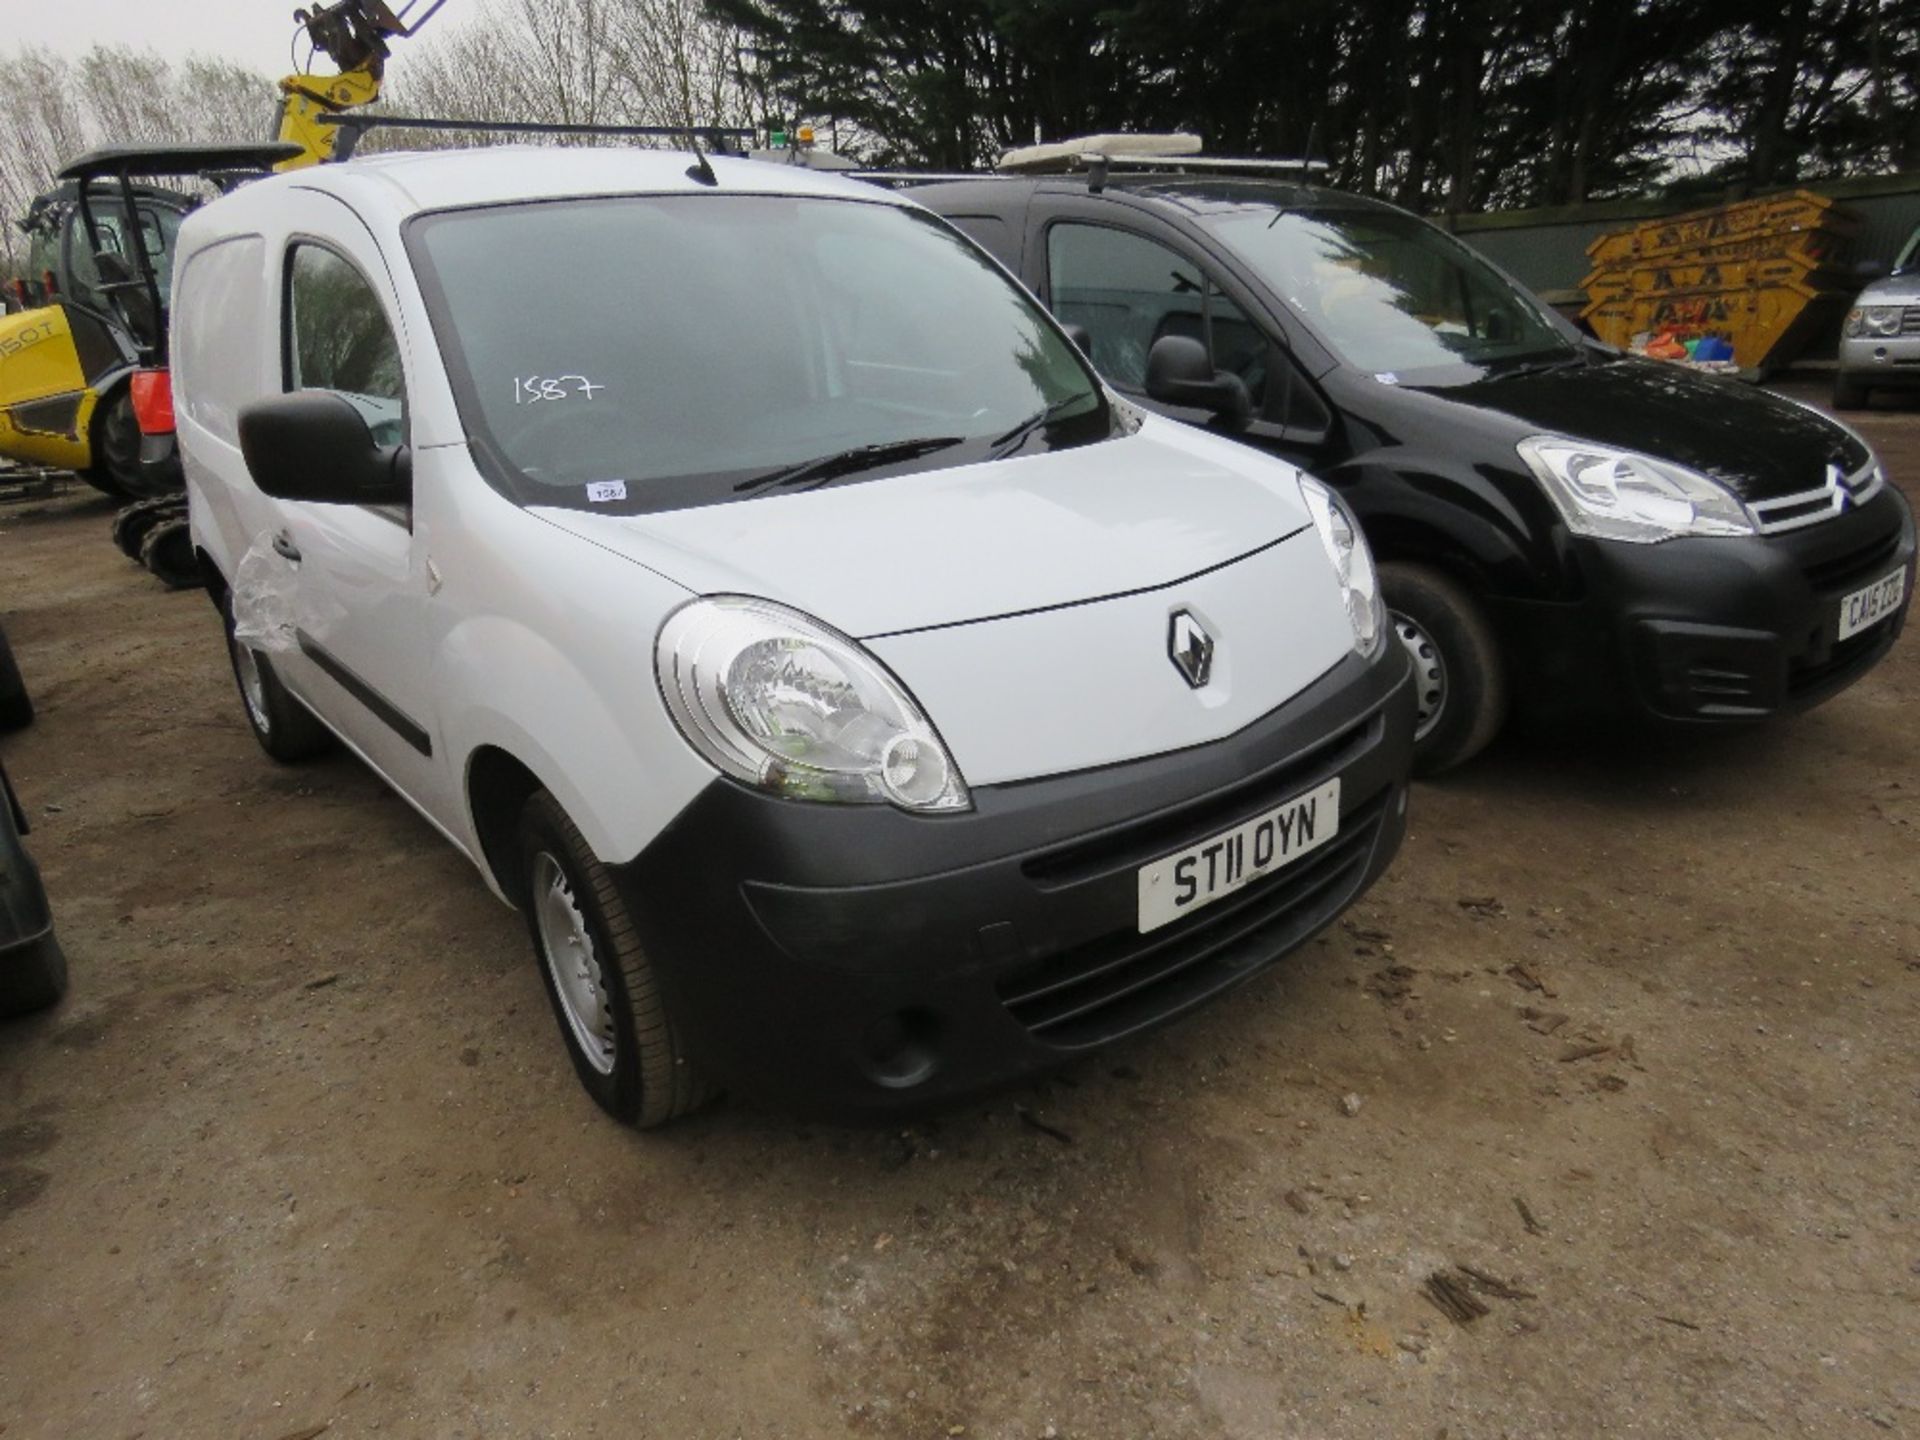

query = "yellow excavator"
0;1;440;542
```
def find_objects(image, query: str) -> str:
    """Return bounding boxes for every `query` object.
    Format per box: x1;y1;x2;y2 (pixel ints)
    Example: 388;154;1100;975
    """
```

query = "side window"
174;235;266;445
1046;223;1266;405
286;243;405;443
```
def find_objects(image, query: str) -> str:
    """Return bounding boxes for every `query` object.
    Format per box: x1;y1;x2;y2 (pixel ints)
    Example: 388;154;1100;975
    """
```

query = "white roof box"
998;132;1201;174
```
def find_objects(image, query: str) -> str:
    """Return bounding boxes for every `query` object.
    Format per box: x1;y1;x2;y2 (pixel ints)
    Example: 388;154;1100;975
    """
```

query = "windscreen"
67;202;184;310
1204;205;1573;382
1894;225;1919;275
407;193;1107;514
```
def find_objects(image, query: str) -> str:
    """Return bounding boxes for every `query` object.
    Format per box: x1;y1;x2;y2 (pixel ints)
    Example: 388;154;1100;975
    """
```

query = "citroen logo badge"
1828;462;1851;511
1168;610;1214;689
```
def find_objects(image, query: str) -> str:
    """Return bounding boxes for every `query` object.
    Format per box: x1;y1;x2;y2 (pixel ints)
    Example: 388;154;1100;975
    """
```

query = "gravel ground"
1;382;1916;1440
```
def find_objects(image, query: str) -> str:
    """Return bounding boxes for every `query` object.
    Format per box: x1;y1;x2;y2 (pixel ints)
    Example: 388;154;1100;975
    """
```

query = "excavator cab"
0;144;299;502
1;1;442;588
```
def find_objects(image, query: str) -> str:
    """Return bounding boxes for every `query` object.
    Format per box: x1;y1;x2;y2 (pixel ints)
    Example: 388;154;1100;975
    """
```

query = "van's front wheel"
515;789;710;1127
1381;562;1507;776
222;609;334;762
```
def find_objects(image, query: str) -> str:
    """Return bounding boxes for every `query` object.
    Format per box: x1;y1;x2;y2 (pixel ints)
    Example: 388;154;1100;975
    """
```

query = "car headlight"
1858;305;1903;338
1299;475;1384;656
656;596;969;812
1517;436;1754;543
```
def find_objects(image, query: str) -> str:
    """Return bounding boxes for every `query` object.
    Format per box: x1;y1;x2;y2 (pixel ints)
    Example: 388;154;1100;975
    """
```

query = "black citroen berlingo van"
911;165;1915;772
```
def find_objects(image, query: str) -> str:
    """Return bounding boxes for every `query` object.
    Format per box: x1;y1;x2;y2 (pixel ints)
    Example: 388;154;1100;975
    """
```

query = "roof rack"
320;114;756;162
1000;132;1202;173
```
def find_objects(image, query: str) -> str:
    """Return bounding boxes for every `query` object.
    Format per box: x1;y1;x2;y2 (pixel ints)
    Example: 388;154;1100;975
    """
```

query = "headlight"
656;596;969;812
1517;436;1754;543
1299;475;1384;656
1860;305;1903;337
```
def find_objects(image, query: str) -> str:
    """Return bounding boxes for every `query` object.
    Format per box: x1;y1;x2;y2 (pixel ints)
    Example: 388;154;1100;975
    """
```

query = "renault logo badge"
1168;610;1214;689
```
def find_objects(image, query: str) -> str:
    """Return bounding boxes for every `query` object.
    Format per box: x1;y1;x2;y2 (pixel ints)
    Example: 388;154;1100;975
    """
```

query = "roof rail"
1097;153;1329;177
319;114;756;162
851;170;1007;188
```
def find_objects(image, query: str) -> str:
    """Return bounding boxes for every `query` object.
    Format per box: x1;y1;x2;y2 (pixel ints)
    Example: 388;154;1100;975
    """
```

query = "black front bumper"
1490;484;1915;724
615;645;1415;1118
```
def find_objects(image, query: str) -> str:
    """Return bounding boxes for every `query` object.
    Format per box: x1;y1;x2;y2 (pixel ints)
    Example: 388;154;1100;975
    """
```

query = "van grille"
1750;458;1884;536
1020;714;1377;890
1801;531;1902;594
998;791;1388;1047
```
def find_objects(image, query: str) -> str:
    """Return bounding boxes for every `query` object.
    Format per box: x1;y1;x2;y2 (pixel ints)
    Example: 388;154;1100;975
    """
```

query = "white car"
173;147;1416;1125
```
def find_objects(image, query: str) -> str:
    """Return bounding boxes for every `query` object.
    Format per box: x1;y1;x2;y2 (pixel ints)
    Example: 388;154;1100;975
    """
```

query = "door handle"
271;531;302;563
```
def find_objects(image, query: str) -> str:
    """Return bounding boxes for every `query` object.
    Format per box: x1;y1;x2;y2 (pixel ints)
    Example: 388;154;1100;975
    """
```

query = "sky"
1;0;465;76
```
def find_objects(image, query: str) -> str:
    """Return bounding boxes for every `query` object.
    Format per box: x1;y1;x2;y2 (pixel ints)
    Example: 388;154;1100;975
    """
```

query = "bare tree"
0;44;277;274
385;0;759;143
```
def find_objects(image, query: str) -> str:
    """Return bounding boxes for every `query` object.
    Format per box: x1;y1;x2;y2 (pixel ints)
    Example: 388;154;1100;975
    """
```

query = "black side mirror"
238;391;410;506
1145;334;1251;423
1854;258;1891;281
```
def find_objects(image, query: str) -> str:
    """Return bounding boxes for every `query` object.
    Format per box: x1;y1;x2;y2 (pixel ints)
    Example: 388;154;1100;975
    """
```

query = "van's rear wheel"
1381;562;1506;775
515;789;710;1128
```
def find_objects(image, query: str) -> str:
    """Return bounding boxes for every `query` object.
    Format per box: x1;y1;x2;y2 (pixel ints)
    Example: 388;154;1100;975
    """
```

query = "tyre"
0;932;67;1017
222;607;334;762
1831;373;1869;411
515;788;711;1127
0;624;31;732
139;517;202;590
1380;561;1507;776
83;386;148;498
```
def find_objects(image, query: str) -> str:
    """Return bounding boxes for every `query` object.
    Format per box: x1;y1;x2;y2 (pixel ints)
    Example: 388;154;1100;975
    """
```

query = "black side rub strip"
295;631;433;757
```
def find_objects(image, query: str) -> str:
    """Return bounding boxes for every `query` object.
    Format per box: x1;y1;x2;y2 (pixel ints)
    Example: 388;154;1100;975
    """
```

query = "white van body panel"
529;411;1312;639
176;146;1358;877
867;530;1352;785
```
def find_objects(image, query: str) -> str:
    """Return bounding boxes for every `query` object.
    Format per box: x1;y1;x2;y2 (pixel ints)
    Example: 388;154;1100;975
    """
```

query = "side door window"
1045;222;1266;407
286;242;407;448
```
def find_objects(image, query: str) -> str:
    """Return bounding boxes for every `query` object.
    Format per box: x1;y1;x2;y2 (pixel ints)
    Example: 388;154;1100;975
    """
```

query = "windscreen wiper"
989;394;1091;460
1484;350;1583;380
733;435;965;495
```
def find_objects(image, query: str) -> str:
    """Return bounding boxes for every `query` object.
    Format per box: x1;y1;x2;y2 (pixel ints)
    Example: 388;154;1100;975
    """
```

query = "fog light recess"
861;1009;943;1090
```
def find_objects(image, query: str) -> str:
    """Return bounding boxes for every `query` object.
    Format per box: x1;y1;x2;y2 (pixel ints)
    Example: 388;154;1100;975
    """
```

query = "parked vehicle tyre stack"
0;624;33;732
0;632;67;1017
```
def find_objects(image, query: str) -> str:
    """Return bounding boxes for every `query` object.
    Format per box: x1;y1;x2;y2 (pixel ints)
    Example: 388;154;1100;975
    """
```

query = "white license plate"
1137;778;1341;934
1838;566;1907;641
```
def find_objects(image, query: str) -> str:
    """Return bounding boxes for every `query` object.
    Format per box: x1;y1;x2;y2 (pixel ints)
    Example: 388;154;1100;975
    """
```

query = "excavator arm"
275;0;447;168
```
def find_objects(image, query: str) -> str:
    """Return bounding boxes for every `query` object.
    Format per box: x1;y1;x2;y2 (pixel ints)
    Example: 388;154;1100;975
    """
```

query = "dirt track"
2;382;1916;1439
